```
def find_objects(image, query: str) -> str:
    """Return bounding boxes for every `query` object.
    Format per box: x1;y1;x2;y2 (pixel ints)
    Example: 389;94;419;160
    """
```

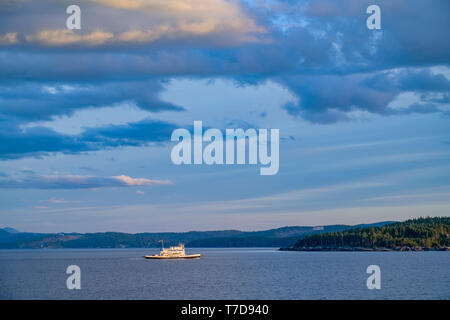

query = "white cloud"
39;198;70;204
25;29;113;46
18;0;266;46
113;174;172;186
0;32;19;45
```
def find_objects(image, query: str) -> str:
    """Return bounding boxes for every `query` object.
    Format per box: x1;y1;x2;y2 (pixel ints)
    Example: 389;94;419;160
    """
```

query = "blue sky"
0;0;449;232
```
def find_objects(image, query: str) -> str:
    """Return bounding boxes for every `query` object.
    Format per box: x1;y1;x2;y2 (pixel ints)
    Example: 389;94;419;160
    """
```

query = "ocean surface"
0;248;448;300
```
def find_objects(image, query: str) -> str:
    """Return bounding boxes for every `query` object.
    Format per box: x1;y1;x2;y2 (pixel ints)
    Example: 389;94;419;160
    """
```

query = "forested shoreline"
283;217;450;251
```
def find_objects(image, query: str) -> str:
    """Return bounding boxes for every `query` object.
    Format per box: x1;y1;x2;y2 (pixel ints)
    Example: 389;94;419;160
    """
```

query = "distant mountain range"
2;227;19;234
0;221;394;249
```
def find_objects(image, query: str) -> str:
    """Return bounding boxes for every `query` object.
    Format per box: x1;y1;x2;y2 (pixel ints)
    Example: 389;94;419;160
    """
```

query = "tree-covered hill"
284;217;450;251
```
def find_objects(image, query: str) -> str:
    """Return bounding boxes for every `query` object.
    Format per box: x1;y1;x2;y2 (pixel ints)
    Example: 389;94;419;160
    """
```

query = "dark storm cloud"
279;69;450;123
0;0;447;79
0;117;178;159
0;80;183;121
0;118;92;159
301;0;450;68
81;118;179;147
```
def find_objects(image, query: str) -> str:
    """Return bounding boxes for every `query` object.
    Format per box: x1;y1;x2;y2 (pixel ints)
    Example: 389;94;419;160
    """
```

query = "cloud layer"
1;0;266;47
0;0;449;160
0;118;177;159
0;173;172;189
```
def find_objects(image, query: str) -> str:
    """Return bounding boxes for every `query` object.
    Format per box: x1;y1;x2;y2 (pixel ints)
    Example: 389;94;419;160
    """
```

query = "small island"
281;217;450;252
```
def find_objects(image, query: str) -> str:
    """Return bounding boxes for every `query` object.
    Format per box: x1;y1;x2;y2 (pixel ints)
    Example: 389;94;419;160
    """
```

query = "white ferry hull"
144;254;202;259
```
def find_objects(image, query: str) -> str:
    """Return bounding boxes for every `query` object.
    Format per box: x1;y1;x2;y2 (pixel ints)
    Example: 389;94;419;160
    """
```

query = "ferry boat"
144;241;201;259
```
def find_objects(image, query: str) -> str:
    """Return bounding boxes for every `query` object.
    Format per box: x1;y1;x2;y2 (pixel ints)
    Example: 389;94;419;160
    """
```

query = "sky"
0;0;449;233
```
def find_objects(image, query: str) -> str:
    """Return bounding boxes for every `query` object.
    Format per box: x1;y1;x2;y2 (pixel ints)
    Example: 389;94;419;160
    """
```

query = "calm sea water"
0;248;448;300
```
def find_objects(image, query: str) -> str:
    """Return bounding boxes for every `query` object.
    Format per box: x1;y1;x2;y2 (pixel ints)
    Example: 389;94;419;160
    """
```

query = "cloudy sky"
0;0;449;233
